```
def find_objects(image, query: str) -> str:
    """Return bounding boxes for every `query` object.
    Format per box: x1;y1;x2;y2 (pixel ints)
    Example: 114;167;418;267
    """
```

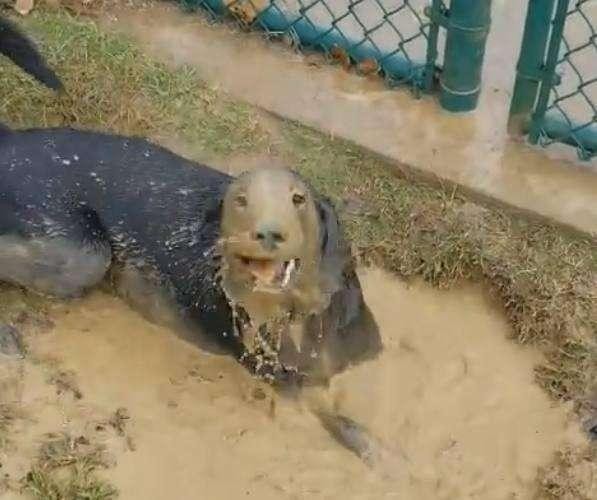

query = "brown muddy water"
0;267;584;499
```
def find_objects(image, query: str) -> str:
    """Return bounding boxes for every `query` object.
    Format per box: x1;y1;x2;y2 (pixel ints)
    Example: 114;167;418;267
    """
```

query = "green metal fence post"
527;0;569;144
437;0;492;112
507;0;556;136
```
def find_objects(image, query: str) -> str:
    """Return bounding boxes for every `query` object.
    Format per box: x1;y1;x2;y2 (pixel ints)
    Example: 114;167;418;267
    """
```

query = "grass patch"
0;8;267;155
0;403;24;450
22;433;117;500
535;445;597;500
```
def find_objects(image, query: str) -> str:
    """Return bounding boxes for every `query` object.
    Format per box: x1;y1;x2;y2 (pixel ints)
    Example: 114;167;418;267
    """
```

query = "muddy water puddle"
1;267;583;499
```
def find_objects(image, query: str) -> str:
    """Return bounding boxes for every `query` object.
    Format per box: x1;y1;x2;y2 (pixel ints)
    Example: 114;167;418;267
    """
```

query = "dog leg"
111;264;182;328
0;234;111;298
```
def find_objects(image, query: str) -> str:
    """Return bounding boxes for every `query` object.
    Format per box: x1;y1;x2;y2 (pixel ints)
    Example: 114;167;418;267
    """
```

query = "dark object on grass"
0;15;63;91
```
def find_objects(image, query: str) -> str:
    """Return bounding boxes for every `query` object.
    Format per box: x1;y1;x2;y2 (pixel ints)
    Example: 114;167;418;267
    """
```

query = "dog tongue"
247;260;284;285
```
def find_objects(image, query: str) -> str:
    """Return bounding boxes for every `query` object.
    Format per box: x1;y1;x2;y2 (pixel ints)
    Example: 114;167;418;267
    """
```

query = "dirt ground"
0;268;587;499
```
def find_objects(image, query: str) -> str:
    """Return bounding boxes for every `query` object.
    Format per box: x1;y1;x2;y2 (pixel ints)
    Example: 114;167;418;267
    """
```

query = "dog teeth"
281;259;296;288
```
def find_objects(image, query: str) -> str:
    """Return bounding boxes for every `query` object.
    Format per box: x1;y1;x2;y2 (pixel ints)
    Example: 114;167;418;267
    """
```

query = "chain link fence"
181;0;440;90
177;0;596;160
510;0;597;160
181;0;491;111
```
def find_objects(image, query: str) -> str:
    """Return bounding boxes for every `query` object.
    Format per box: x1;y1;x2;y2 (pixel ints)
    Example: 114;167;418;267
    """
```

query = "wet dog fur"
0;16;380;385
0;125;381;386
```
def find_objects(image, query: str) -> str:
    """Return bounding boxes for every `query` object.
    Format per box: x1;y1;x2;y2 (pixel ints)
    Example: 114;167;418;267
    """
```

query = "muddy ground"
0;269;587;499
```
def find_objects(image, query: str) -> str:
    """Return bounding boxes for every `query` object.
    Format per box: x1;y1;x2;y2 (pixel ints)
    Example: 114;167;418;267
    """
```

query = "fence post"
507;0;556;136
526;0;569;144
437;0;492;112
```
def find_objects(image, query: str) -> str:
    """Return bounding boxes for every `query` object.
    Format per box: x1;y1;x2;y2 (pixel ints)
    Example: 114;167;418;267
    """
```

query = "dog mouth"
236;255;301;288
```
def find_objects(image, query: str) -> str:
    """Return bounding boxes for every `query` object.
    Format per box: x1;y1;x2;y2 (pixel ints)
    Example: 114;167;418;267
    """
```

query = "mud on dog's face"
220;168;321;296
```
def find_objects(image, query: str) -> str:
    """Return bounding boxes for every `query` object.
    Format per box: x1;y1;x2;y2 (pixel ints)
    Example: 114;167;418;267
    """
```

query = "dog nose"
253;228;286;250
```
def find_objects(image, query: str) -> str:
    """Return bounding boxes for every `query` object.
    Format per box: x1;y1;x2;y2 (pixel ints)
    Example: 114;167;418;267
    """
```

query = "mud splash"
0;267;584;499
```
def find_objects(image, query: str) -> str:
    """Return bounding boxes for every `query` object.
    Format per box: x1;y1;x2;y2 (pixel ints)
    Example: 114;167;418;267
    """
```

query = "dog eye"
235;194;248;208
292;193;306;206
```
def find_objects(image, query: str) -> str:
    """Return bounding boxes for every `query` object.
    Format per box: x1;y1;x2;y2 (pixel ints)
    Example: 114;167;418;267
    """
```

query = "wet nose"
253;227;286;250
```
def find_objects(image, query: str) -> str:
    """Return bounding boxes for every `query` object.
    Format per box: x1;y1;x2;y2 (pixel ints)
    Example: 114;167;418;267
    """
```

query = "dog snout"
253;227;287;251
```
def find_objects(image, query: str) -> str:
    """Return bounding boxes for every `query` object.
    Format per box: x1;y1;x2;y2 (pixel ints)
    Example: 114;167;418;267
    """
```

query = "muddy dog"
0;13;380;385
0;15;384;464
0;15;63;91
0;125;381;386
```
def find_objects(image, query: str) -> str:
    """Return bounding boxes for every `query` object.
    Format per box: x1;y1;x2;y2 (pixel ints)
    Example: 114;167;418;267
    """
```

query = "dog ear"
205;197;224;225
316;202;330;253
317;198;344;256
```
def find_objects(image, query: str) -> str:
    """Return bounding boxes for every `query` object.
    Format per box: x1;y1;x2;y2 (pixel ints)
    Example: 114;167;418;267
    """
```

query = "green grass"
22;433;117;500
0;9;267;155
534;445;597;500
0;6;596;498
